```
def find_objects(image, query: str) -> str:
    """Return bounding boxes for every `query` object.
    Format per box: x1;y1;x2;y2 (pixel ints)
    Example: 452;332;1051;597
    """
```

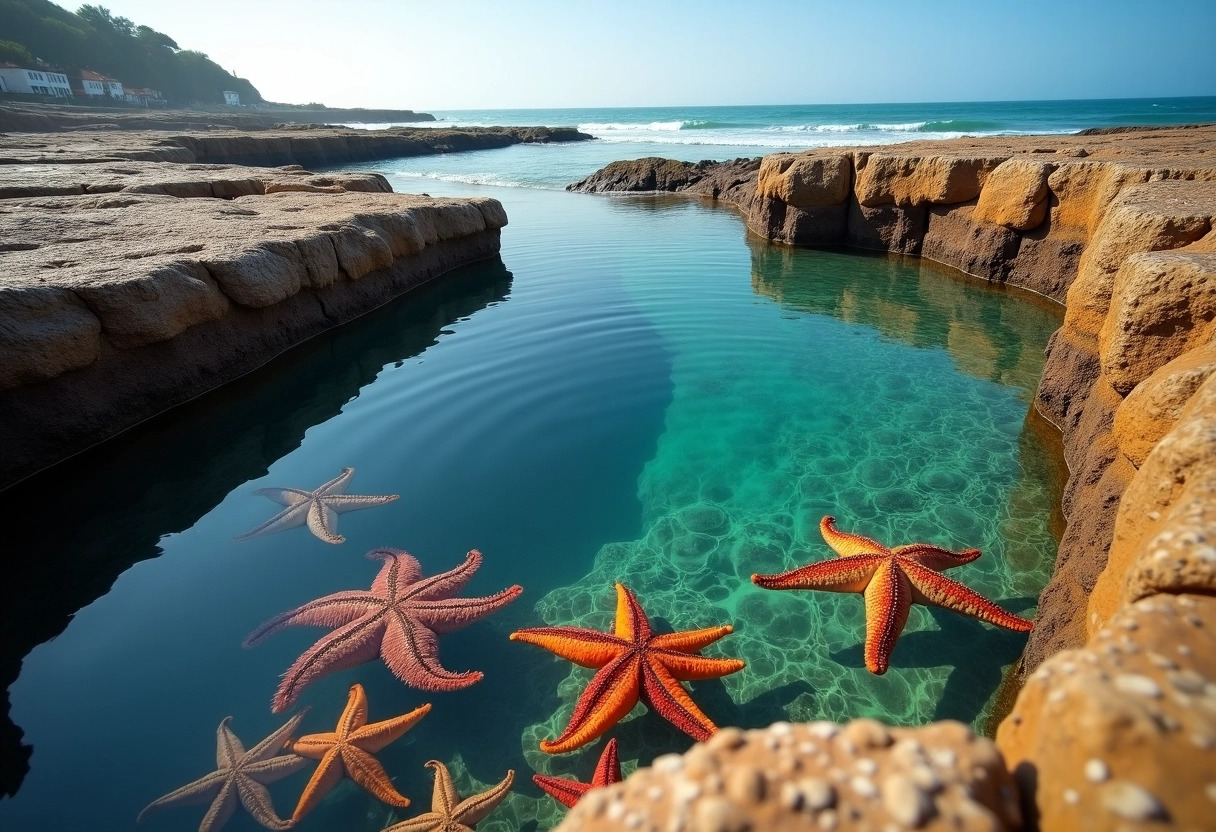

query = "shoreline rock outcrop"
565;125;1216;831
0;124;592;169
0;102;436;133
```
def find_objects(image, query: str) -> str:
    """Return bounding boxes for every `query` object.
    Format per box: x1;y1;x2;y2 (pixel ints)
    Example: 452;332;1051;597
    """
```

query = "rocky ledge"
0;161;507;490
564;126;1216;831
0;124;591;169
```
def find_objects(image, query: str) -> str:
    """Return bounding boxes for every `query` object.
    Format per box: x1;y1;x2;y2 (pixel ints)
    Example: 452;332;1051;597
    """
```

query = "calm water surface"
1;164;1063;831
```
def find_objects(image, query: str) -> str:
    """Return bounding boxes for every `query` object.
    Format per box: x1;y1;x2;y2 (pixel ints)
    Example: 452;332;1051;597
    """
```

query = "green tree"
0;39;34;65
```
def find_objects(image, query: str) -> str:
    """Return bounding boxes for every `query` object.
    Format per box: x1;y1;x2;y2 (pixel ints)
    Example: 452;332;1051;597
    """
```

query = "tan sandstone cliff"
560;126;1216;832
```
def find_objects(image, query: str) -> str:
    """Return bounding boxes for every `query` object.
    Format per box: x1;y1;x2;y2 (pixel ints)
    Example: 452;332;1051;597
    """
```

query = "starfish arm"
532;774;590;809
253;487;312;506
820;516;890;557
198;783;238;832
656;652;746;682
751;553;886;592
509;627;628;668
271;618;386;713
290;751;343;821
902;560;1034;632
862;560;913;675
326;493;400;511
640;656;721;742
289;733;337;759
235;775;294;830
893;542;982;570
246;711;309;762
406;549;484;601
316;467;355;495
136;770;227;823
410;585;523;633
243;754;309;783
541;654;641;754
234;502;308;541
591;738;622;789
351;703;431;753
452;769;514;825
382;613;482;691
613;584;652;642
242;592;381;648
426;760;460;817
217;717;244;768
307;501;345;544
342;747;412;808
368;548;424;595
338;683;370;737
650;625;734;654
382;812;445;832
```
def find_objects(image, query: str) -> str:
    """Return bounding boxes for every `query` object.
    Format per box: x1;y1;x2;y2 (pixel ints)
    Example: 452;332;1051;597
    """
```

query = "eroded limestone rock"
973;159;1055;231
997;593;1216;832
1113;342;1216;468
557;720;1021;832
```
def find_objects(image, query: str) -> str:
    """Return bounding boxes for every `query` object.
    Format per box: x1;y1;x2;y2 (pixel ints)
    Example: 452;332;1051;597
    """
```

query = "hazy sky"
53;0;1216;109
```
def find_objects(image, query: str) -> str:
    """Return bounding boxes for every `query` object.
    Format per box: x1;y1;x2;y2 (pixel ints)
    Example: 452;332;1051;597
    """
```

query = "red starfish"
533;738;623;808
245;548;522;712
510;584;744;754
752;516;1033;675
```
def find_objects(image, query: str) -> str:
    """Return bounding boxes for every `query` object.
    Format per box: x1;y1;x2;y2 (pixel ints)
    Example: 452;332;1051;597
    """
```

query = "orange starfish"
752;515;1033;675
383;760;513;832
287;683;430;822
533;738;623;808
510;583;744;754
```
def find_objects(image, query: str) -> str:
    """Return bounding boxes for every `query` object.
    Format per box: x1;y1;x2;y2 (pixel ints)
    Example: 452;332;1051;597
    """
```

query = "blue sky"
53;0;1216;109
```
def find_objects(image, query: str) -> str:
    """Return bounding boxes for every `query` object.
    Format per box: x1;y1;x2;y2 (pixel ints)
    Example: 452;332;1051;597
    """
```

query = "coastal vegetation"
0;0;261;103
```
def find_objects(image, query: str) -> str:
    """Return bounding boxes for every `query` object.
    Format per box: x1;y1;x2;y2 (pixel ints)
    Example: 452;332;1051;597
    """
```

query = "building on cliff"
0;64;72;98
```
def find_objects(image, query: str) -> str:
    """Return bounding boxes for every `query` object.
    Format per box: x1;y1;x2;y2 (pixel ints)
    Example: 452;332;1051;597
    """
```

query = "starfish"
751;515;1033;675
288;683;431;821
383;760;513;832
235;467;399;544
510;583;744;754
533;738;623;808
137;712;308;832
245;548;523;712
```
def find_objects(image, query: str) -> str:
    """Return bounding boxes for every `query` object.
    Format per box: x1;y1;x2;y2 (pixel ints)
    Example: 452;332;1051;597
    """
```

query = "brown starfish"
245;548;522;712
752;516;1033;674
137;713;308;832
289;683;431;821
382;760;514;832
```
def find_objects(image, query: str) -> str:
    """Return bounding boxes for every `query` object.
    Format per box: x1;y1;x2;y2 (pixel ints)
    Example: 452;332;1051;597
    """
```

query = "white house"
0;65;73;98
223;90;240;106
74;70;108;97
104;78;123;98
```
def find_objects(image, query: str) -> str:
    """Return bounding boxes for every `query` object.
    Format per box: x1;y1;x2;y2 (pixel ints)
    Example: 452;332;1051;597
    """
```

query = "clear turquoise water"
347;97;1216;188
1;154;1063;830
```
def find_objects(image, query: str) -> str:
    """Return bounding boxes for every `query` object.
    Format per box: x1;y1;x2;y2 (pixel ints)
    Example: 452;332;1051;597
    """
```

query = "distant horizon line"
285;94;1216;113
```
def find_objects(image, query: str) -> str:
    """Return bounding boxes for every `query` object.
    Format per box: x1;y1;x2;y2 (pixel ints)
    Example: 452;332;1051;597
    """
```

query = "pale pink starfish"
235;467;399;544
137;713;307;832
245;548;523;712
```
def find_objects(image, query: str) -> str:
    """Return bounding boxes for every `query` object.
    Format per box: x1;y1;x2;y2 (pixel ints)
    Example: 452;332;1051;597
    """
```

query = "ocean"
341;97;1216;189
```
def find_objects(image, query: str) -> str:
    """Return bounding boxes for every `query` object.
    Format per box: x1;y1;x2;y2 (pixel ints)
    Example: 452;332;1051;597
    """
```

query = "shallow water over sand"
0;181;1062;831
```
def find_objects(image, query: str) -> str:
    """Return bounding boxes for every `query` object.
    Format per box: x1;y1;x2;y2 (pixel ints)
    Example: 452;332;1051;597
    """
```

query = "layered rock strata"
564;126;1216;831
0;124;590;168
0;165;507;489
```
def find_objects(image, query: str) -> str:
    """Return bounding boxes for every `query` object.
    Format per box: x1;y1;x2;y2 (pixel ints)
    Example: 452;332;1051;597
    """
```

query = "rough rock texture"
0;164;507;489
556;720;1022;832
568;156;760;206
0;124;591;168
998;594;1216;832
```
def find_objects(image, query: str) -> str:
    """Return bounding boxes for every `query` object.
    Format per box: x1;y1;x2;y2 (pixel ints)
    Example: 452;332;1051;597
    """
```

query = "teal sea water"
0;98;1110;832
347;96;1216;189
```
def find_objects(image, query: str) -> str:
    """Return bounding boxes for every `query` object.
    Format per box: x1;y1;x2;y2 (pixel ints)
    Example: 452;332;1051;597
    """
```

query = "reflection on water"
0;183;1064;832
